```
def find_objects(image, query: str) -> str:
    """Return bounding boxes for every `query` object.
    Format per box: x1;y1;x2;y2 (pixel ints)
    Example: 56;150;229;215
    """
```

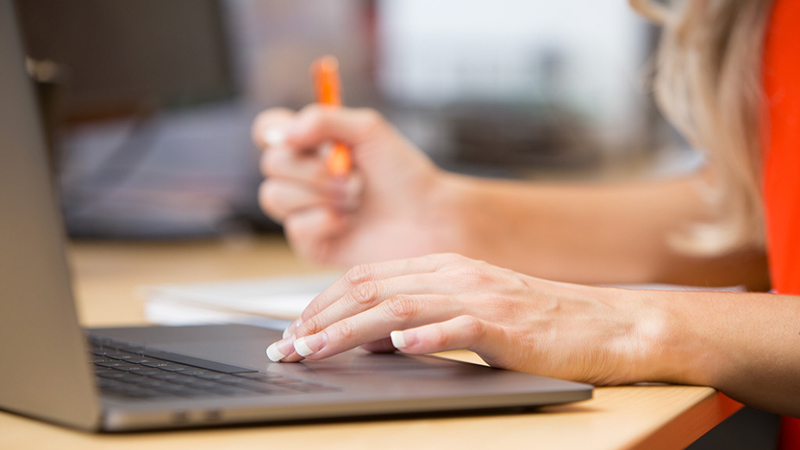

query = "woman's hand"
252;105;458;266
265;253;675;386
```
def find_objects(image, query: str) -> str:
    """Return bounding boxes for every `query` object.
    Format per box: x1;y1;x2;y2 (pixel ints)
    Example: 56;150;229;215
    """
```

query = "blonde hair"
630;0;774;255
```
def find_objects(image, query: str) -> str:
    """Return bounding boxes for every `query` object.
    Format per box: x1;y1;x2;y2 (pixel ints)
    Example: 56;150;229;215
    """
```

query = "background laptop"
0;0;591;432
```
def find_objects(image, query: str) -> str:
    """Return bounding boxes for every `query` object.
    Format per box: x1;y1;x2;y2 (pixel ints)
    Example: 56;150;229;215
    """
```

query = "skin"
251;105;799;417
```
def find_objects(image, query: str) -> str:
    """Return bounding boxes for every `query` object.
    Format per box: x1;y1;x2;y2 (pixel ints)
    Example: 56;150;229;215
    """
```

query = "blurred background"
15;0;698;240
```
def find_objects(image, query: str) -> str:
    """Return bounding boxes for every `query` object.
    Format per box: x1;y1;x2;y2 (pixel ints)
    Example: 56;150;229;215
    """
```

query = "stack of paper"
141;273;344;329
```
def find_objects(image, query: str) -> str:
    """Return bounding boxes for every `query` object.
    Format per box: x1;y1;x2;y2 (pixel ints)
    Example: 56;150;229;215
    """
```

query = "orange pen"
312;56;352;177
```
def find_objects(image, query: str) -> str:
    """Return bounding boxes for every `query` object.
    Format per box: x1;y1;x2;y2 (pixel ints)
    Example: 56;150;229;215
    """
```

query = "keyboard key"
138;362;171;369
145;372;185;382
113;365;147;372
97;371;128;379
92;357;118;364
131;368;163;376
117;356;157;364
94;361;125;368
140;362;187;372
102;351;135;359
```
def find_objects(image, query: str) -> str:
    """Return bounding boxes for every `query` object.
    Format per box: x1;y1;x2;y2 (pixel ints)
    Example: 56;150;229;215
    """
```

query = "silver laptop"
0;1;592;432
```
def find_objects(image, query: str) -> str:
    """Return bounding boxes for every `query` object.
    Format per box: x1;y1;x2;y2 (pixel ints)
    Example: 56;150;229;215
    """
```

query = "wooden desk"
0;235;741;450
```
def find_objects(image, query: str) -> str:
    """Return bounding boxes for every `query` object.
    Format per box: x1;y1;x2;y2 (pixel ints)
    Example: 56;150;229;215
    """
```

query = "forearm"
434;171;768;288
641;289;800;417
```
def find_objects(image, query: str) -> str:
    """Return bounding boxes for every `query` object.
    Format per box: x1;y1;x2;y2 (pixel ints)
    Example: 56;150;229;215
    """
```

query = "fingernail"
263;128;286;147
266;337;296;362
390;330;406;348
283;318;302;339
391;330;417;349
294;333;327;357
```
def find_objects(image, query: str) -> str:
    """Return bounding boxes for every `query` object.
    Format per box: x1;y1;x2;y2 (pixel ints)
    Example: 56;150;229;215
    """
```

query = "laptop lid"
0;0;101;430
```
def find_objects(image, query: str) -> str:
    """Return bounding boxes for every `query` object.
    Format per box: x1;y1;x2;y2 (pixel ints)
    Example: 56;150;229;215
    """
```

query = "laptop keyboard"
89;336;340;400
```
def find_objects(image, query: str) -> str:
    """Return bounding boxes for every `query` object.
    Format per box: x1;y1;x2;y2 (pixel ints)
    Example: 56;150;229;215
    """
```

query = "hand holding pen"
251;55;448;266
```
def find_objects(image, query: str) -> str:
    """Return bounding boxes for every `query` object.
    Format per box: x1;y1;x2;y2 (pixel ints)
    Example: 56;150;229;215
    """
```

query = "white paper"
141;272;344;326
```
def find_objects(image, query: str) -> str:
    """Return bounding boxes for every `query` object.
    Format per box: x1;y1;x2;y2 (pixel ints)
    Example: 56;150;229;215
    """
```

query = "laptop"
0;1;592;432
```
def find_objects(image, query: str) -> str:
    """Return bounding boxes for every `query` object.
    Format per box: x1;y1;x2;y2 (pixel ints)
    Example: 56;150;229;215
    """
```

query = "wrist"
619;289;719;387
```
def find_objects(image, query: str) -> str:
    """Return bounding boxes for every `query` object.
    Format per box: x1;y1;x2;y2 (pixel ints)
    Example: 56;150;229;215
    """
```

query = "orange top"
762;0;800;446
